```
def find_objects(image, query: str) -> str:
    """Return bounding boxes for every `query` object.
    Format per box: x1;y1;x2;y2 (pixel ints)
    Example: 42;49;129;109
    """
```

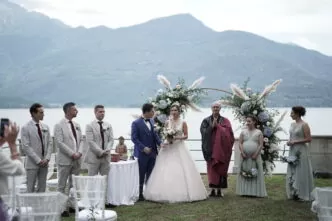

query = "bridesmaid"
236;115;267;197
286;106;314;201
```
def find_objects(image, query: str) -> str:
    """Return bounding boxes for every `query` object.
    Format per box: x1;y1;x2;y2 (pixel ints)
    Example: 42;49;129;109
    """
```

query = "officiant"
200;101;234;197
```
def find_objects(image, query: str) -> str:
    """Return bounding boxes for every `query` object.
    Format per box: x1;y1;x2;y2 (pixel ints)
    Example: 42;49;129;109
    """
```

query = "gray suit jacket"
85;120;114;164
54;119;84;166
21;120;53;169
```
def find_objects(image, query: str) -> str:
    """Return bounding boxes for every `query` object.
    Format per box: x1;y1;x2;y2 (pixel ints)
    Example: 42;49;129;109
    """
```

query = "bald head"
211;101;221;108
211;101;221;116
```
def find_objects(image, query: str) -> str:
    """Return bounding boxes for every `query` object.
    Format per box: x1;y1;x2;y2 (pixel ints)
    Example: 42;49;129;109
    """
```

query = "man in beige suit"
21;103;53;193
54;102;84;217
85;105;114;176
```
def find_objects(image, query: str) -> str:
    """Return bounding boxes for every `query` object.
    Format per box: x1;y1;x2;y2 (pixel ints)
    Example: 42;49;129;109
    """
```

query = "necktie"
36;124;44;157
98;121;105;150
69;121;77;144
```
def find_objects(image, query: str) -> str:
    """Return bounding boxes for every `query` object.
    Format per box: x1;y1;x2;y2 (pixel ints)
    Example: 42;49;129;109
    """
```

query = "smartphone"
0;118;9;137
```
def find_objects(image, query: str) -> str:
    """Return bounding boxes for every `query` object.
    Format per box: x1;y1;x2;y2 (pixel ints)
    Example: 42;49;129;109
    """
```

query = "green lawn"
63;175;332;221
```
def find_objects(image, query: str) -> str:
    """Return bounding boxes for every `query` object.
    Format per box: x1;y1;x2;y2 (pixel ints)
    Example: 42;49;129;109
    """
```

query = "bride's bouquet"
163;128;177;144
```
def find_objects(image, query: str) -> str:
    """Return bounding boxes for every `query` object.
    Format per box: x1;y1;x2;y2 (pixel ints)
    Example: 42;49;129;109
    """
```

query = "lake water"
1;107;331;173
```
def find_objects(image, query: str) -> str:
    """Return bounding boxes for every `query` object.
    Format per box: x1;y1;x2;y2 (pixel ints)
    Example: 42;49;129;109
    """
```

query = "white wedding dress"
143;119;208;203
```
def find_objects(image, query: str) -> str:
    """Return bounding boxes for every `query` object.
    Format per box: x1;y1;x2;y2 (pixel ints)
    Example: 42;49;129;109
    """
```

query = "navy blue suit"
131;118;161;195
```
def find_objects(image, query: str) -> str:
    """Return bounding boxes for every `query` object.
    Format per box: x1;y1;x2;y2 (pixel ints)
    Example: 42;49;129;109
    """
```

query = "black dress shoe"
217;190;224;197
61;211;70;217
209;190;216;197
69;207;75;213
138;194;145;201
105;203;116;208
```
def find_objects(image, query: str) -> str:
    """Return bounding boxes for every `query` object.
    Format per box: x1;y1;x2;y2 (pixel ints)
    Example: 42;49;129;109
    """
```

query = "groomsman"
21;103;52;193
85;105;114;176
54;102;84;217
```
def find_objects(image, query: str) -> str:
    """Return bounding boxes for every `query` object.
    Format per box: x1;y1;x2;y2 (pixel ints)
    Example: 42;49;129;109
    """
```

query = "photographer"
0;122;25;220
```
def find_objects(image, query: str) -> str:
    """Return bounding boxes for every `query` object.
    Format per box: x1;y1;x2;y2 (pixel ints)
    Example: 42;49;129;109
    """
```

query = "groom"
131;103;161;201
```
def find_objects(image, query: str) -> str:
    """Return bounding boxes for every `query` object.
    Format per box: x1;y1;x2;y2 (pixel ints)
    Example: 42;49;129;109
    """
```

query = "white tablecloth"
107;160;139;206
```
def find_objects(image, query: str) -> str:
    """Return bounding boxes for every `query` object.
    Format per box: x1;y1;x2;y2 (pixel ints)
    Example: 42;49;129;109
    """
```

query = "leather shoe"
105;203;116;208
61;211;70;217
209;190;216;197
138;194;145;201
69;207;75;213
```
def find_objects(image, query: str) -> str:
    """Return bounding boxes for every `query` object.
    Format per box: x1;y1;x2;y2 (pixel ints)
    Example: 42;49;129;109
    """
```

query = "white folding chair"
72;175;117;221
16;192;67;221
313;187;332;221
46;153;58;191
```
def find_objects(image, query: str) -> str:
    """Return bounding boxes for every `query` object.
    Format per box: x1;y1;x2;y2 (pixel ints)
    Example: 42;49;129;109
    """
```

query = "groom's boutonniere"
75;126;80;131
102;127;110;132
41;128;48;133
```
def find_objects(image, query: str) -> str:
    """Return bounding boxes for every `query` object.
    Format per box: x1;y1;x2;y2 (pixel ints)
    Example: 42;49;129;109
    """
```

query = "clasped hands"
98;150;110;158
241;152;259;160
71;152;82;160
38;159;49;167
143;143;167;154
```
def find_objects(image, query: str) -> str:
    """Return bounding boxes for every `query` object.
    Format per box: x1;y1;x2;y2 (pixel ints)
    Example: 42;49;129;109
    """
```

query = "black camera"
0;118;9;137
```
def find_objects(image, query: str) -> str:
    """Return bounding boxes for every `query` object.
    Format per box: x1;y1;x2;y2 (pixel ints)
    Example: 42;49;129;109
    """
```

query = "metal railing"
14;137;291;163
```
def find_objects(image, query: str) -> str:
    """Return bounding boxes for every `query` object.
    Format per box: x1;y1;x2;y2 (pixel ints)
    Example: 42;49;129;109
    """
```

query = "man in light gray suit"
54;102;84;217
85;105;114;176
21;103;53;193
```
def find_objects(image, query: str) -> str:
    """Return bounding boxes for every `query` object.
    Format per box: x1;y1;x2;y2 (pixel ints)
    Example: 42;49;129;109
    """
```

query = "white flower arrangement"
240;159;259;179
280;145;301;166
220;78;287;174
146;75;206;137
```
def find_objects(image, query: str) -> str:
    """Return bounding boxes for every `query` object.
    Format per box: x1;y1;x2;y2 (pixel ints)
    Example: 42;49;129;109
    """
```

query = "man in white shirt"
21;103;52;193
54;102;84;217
85;105;114;176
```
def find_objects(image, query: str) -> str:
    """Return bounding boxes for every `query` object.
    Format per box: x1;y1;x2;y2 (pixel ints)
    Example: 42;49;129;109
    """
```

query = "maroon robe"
207;118;234;188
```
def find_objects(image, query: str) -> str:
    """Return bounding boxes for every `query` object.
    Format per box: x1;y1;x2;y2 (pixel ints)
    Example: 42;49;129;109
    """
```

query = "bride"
143;104;208;203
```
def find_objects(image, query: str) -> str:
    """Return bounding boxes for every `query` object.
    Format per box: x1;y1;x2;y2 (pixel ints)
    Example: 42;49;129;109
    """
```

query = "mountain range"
0;0;332;108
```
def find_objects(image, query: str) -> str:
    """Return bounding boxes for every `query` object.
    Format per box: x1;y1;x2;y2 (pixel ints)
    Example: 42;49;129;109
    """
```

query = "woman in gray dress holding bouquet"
286;106;314;201
236;115;267;197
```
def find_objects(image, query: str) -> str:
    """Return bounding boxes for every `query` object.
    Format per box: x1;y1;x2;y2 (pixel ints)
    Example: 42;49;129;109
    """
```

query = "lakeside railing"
14;137;290;162
9;135;331;175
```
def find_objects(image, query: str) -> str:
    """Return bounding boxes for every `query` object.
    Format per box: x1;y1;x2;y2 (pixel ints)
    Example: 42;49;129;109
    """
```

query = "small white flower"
156;111;160;115
175;84;181;89
266;122;271;126
253;110;258;115
261;150;265;154
263;137;269;142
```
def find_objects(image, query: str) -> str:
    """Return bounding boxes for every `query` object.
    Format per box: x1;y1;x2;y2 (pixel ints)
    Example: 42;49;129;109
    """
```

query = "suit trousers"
57;162;80;210
87;159;110;176
26;167;48;193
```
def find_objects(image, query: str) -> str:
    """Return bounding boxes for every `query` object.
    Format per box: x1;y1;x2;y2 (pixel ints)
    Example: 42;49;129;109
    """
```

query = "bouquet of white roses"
163;128;178;144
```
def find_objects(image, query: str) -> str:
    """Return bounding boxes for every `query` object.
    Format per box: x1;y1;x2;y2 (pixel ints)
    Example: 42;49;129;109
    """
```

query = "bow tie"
144;118;150;122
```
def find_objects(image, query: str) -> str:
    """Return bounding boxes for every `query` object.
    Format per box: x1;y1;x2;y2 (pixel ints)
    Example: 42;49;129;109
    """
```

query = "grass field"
62;175;332;221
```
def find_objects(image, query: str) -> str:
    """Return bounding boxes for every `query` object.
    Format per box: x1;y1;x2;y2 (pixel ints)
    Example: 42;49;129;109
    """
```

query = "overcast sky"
10;0;332;56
